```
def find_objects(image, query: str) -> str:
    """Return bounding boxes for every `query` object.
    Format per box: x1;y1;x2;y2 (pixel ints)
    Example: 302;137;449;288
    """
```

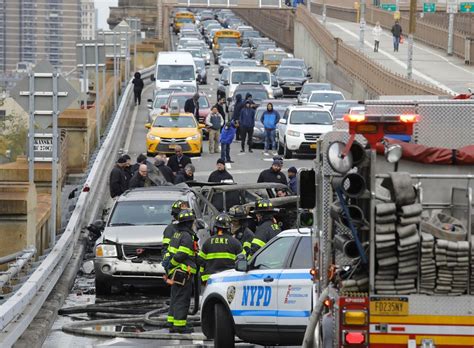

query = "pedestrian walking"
373;21;382;52
184;93;200;123
174;163;195;184
154;154;175;183
260;103;280;155
198;214;242;283
132;72;144;106
166;208;198;334
232;94;245;140
248;199;281;258
219;121;237;163
229;205;254;256
257;156;288;185
288;166;297;193
109;155;130;198
167;145;192;175
205;106;224;154
239;100;255;153
391;20;402;52
129;164;156;188
208;158;234;183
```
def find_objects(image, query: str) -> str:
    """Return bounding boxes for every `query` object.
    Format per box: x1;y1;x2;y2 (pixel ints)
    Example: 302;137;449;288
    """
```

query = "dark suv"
228;83;270;114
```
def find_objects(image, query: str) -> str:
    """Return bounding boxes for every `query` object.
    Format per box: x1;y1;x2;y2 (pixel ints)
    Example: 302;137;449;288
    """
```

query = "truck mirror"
298;169;316;209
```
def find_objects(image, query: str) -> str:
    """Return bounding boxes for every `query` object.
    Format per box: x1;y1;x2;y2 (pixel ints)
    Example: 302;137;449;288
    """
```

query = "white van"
225;66;274;100
152;51;197;94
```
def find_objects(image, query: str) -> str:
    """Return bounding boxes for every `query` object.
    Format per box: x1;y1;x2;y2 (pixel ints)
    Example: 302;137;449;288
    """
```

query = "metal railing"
174;0;288;8
0;65;155;347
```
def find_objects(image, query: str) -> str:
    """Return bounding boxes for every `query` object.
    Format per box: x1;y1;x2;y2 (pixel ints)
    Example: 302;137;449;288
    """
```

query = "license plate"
289;87;296;91
168;144;177;149
370;297;409;316
310;143;317;149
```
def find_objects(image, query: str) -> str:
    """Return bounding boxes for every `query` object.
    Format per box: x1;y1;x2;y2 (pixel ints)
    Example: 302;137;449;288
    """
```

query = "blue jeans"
393;36;400;51
221;143;231;161
264;129;276;151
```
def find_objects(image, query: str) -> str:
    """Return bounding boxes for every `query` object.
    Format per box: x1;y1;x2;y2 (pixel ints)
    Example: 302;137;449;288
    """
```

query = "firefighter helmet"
177;208;196;223
228;205;249;220
171;200;187;216
214;213;232;229
254;199;276;213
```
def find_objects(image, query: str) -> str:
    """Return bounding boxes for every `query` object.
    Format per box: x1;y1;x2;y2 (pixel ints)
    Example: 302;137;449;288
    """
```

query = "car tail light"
343;330;366;344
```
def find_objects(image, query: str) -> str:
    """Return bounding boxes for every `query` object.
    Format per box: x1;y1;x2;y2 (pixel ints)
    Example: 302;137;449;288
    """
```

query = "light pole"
359;0;366;51
407;0;417;79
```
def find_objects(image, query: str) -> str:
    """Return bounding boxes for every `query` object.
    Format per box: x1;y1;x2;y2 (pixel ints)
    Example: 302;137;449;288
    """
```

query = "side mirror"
195;218;206;229
86;219;105;238
308;66;313;71
223;80;229;86
147;103;153;110
235;255;249;272
279;118;287;125
145;123;152;129
272;81;278;87
215;77;220;82
147;98;153;103
198;123;206;129
150;74;156;82
307;74;312;78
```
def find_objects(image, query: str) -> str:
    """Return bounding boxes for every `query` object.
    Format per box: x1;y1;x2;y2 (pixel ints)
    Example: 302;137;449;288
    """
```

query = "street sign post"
10;60;78;246
423;2;436;12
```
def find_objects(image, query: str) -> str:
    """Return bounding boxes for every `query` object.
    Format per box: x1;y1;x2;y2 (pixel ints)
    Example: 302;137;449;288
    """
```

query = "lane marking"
327;21;457;95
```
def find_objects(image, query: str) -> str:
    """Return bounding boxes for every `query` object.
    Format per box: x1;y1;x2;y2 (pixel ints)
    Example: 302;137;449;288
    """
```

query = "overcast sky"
94;0;118;29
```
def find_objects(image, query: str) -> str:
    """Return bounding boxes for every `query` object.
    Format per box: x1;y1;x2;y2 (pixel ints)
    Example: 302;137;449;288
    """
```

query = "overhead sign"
76;41;106;68
381;3;397;11
447;0;459;13
460;2;474;12
423;2;436;12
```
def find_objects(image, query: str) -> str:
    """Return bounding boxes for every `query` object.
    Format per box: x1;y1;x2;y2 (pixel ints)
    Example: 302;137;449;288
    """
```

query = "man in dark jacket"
288;166;297;193
216;97;227;122
208;158;234;183
184;93;200;122
109;156;129;198
257;156;288;185
232;94;245;140
174;164;195;184
198;213;242;283
132;72;144;106
154;154;175;183
131;154;147;176
239;100;256;153
167;145;192;175
121;154;133;187
129;164;156;188
248;199;281;258
391;20;402;52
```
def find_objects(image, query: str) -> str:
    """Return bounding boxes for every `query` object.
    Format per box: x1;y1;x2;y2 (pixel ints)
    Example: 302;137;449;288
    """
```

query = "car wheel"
214;303;235;348
284;140;293;159
95;277;112;296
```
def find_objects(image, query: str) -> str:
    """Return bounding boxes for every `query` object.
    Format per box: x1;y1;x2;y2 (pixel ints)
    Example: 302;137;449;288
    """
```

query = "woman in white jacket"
373;21;382;52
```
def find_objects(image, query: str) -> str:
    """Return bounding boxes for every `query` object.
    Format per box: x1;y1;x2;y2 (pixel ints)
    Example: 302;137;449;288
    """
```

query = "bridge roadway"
41;27;309;348
311;12;474;95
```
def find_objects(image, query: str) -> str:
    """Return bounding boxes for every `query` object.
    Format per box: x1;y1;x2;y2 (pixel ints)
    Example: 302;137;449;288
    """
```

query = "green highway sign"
460;2;474;12
381;3;397;11
423;3;436;12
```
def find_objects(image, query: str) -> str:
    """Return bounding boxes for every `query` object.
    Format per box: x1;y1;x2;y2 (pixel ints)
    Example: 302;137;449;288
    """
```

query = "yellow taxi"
263;50;289;73
145;103;203;156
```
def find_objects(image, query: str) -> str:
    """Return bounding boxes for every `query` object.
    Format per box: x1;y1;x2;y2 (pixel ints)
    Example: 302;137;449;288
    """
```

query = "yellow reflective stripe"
199;266;205;273
201;273;210;281
240;249;247;255
205;252;237;260
168;246;178;254
243;241;251;249
163;238;171;245
198;250;207;260
167;316;174;323
252;238;266;247
178;245;195;256
170;258;179;266
173;319;187;327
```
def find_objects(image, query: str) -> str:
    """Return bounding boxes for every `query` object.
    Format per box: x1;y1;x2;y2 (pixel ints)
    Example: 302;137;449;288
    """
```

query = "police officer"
249;199;281;257
167;208;198;334
199;213;243;283
229;205;254;256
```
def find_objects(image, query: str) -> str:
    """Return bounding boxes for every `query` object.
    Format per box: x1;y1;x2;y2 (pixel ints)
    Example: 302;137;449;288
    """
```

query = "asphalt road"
43;24;314;348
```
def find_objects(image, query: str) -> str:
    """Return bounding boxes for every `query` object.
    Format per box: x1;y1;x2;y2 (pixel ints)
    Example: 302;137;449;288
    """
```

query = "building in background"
0;0;81;79
81;0;96;40
108;0;156;36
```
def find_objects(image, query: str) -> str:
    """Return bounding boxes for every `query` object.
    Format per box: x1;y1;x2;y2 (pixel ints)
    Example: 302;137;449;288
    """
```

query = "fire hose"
302;286;331;348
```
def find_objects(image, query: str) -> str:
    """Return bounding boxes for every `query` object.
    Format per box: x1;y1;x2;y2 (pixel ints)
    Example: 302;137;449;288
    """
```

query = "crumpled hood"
102;225;165;245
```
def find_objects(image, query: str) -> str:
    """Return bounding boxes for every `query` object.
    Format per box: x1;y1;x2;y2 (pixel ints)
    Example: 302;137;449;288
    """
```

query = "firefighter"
229;205;254;256
199;213;243;283
167;208;198;334
249;199;281;258
162;199;189;260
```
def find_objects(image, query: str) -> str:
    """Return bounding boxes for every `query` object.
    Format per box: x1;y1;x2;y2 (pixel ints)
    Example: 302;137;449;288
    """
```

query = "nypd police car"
200;229;314;347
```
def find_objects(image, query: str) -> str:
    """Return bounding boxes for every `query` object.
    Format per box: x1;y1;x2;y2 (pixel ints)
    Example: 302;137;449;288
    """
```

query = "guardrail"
0;65;155;347
174;0;290;8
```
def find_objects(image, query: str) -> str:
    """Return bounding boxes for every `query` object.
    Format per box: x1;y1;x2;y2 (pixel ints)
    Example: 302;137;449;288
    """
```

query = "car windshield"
153;115;197;128
290;110;333;125
333;102;359;118
277;68;305;78
230;60;256;66
157;65;195;80
236;89;268;100
301;84;331;94
309;93;344;103
244;31;260;38
221;51;243;59
182;50;202;58
171;85;197;93
169;95;210;108
217;37;239;44
232;71;270;84
281;60;305;68
264;53;286;61
194;60;205;70
176;18;193;23
153;96;169;108
109;200;174;226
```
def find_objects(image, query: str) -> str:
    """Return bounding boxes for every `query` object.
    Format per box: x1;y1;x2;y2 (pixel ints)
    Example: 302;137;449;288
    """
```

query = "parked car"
274;66;309;97
165;92;211;125
279;58;311;78
228;83;270;114
253;99;294;146
329;100;360;120
194;58;208;85
307;90;345;111
277;104;334;158
218;49;247;73
297;82;332;103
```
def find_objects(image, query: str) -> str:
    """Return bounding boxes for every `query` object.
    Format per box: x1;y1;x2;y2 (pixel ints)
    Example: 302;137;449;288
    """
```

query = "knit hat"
272;156;283;166
288;166;297;174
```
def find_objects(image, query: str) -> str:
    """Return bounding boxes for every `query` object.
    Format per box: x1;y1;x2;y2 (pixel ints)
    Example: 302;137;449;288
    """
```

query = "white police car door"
233;236;296;325
276;236;313;327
